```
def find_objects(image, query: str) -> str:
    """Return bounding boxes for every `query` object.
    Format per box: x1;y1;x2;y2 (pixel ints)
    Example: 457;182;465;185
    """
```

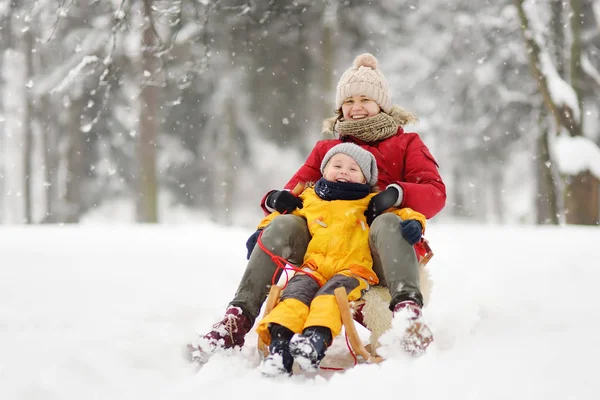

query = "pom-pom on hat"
320;143;378;186
335;53;392;113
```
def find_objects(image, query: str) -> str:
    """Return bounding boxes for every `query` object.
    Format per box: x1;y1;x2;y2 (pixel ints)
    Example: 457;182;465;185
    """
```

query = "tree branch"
513;0;580;136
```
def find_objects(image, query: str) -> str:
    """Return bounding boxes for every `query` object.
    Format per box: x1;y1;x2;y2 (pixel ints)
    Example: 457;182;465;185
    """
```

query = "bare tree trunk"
2;5;27;224
563;0;599;225
22;25;34;224
476;170;488;222
564;171;600;224
551;0;566;77
569;0;584;115
491;168;504;223
535;131;561;224
64;97;85;223
320;2;335;123
39;96;59;223
0;4;11;224
451;167;468;219
216;96;237;226
41;115;53;222
135;0;159;223
535;113;560;224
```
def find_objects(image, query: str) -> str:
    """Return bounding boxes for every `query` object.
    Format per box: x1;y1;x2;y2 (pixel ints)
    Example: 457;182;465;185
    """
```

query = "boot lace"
212;311;239;345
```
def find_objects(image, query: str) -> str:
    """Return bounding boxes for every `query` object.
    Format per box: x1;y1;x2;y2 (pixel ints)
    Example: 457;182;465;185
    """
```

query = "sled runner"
333;285;383;364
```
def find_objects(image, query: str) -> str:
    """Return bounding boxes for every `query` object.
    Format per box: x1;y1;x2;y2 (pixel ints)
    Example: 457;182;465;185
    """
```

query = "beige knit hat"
320;143;378;186
335;53;391;113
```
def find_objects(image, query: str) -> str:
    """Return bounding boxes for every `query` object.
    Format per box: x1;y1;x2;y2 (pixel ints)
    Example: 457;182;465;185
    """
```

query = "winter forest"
1;0;599;227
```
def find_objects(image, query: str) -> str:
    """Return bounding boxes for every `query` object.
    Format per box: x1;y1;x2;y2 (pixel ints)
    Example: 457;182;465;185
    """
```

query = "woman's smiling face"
341;95;381;120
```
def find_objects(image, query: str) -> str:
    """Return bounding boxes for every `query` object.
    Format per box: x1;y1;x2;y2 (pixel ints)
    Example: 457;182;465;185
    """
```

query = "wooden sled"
257;285;283;357
257;240;434;363
333;286;383;363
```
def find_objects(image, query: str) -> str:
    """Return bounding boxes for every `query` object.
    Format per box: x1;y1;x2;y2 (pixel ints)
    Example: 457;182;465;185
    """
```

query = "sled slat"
257;285;282;357
419;238;434;267
334;286;383;364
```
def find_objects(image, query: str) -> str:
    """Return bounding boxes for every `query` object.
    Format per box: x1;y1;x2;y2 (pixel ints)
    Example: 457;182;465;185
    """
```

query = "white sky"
1;221;599;399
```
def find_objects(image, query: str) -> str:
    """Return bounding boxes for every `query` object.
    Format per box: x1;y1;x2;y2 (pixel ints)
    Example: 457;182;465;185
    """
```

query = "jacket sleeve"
260;142;326;215
392;207;427;233
394;136;446;219
257;212;279;230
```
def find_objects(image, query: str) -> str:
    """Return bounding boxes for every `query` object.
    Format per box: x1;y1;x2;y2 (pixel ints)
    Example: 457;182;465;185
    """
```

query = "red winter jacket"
261;127;447;219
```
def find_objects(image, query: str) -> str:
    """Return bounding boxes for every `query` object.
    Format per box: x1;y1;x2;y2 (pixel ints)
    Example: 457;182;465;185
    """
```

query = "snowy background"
1;221;599;399
1;1;600;226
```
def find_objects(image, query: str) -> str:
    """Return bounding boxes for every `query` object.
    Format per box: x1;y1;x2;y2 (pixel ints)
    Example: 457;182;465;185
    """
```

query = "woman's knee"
369;213;401;238
263;215;309;238
369;212;415;253
261;215;310;255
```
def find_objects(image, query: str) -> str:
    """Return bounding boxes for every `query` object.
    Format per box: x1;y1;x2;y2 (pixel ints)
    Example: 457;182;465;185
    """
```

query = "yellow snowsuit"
255;186;426;345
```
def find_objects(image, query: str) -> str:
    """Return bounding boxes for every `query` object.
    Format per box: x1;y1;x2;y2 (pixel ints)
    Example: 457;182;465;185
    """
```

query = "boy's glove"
245;229;263;260
364;186;401;225
266;190;303;214
400;220;422;246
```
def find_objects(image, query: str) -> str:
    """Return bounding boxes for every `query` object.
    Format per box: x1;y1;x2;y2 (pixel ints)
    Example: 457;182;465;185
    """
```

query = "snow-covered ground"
1;222;598;399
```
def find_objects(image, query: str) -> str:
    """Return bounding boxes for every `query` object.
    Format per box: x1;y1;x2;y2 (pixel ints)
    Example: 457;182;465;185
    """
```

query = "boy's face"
341;95;381;120
323;153;366;184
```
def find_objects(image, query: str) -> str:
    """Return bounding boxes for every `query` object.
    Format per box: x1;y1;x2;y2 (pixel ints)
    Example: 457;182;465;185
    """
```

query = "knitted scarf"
314;178;370;201
335;112;398;142
320;105;419;143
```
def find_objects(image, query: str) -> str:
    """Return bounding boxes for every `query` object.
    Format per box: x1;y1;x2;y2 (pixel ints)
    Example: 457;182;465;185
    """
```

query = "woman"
188;53;446;364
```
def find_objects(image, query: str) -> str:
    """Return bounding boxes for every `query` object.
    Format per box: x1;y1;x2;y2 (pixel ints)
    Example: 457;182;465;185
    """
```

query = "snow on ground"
1;222;599;399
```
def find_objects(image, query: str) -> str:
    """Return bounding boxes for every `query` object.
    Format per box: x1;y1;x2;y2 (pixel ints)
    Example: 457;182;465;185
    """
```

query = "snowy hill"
1;223;598;399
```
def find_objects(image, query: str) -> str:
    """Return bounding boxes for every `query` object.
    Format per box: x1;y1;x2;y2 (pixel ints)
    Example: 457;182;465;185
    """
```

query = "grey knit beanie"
335;53;392;113
320;143;378;186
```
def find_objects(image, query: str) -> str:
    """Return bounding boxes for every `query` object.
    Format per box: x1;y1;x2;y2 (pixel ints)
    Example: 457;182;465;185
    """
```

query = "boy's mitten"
364;186;401;225
245;229;263;260
400;220;422;246
266;190;303;214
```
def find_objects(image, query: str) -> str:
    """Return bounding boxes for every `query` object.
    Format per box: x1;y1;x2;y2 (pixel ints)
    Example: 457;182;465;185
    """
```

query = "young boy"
255;143;426;376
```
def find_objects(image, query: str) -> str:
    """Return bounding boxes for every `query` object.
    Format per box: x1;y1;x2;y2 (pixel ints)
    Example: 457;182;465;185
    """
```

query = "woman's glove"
266;190;303;214
245;229;263;260
400;220;422;245
364;186;401;225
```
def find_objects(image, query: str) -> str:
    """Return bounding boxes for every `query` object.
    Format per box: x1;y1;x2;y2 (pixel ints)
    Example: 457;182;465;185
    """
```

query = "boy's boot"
289;326;332;372
392;296;433;355
259;324;294;377
186;306;252;364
